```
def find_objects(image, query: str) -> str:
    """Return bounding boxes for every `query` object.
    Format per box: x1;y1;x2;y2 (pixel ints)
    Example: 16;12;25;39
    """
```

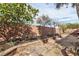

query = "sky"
29;3;79;24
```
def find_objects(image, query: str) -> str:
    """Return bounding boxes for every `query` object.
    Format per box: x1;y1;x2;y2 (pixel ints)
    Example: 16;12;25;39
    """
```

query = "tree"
46;3;79;18
0;3;39;25
76;4;79;18
37;15;53;26
55;3;79;18
0;3;39;41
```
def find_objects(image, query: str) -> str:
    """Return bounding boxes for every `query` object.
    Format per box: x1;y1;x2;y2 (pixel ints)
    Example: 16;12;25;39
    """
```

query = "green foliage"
66;23;79;29
59;23;79;32
55;3;75;9
0;3;39;25
59;24;67;33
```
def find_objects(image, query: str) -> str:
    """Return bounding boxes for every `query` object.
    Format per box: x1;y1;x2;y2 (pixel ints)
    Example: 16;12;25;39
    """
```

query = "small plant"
6;41;15;46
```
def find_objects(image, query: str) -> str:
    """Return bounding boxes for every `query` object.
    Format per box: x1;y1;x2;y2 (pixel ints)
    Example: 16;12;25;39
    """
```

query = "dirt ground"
0;29;78;56
11;38;63;56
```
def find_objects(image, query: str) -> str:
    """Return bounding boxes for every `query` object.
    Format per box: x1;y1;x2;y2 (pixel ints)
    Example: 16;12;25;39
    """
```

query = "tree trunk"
76;3;79;18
